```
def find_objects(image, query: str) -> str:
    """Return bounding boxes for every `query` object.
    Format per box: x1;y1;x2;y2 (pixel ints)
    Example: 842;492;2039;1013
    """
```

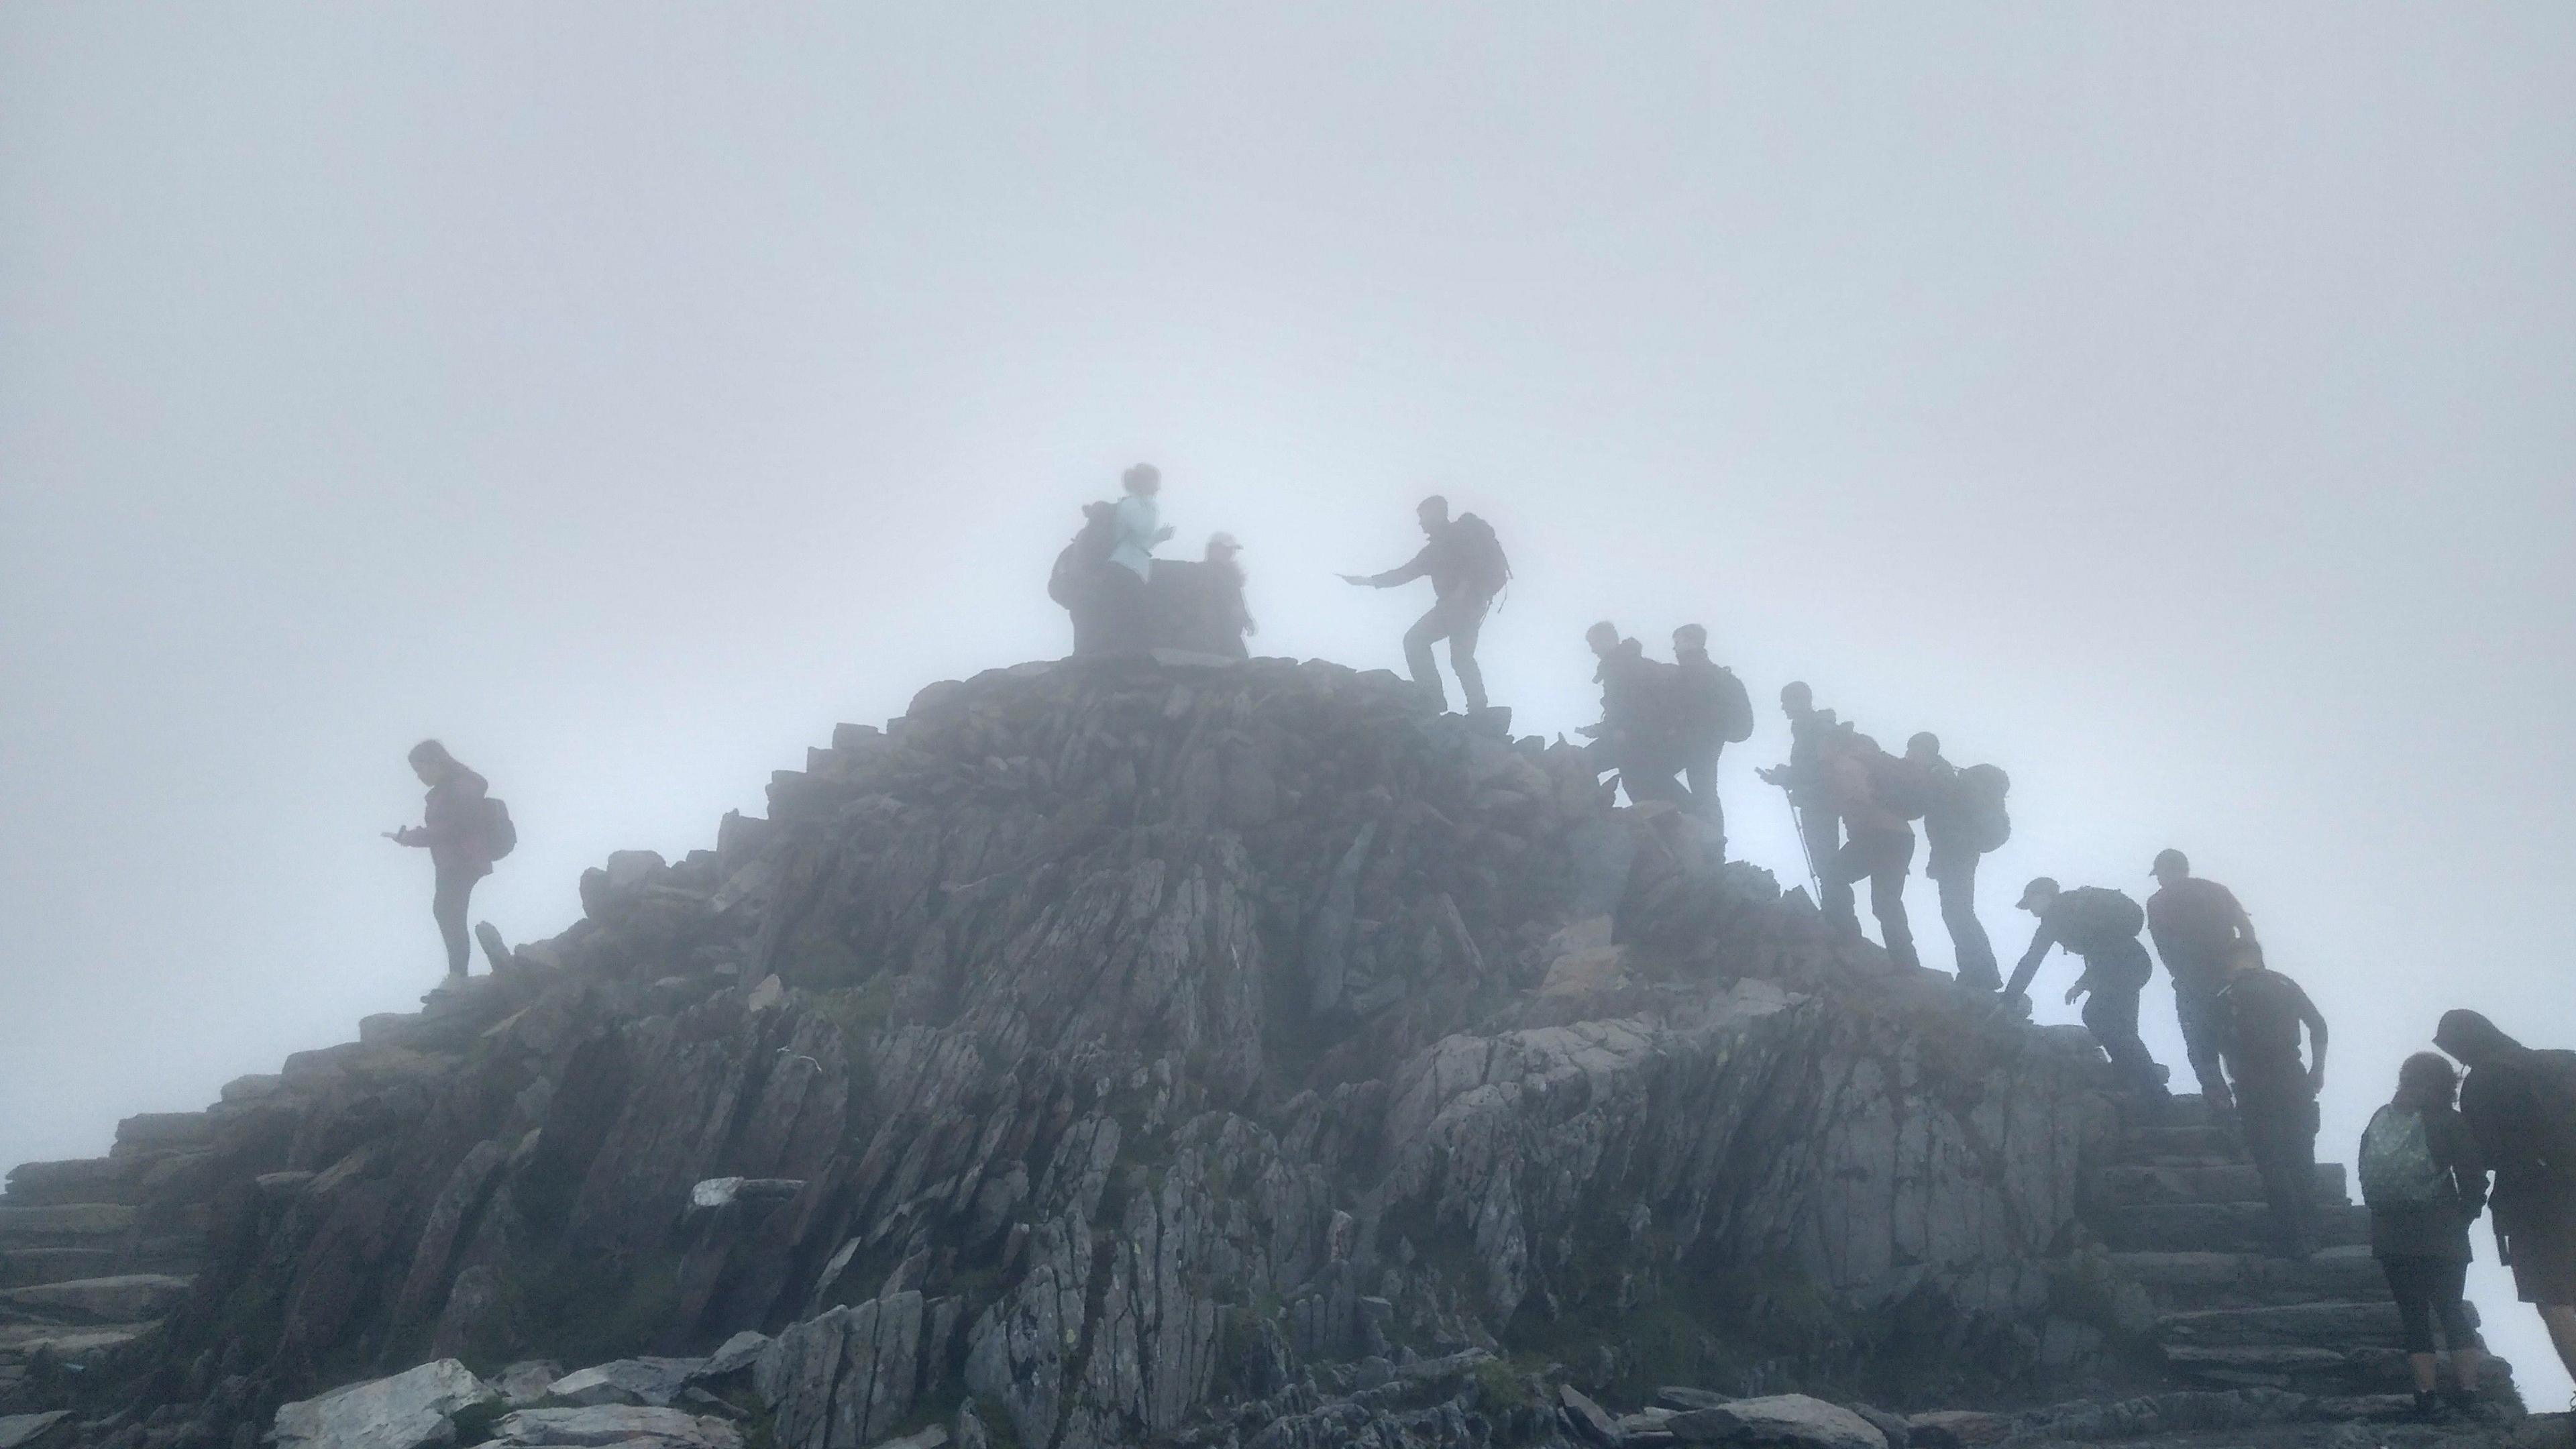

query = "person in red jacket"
385;739;495;979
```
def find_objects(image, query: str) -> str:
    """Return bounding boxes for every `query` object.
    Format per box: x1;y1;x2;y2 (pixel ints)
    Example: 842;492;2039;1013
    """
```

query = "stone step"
2096;1201;2368;1254
0;1250;119;1289
0;1205;136;1248
2109;1246;2385;1308
2165;1343;2516;1397
1;1159;139;1208
0;1274;192;1326
2156;1299;2406;1349
2117;1124;2239;1159
2092;1161;2345;1208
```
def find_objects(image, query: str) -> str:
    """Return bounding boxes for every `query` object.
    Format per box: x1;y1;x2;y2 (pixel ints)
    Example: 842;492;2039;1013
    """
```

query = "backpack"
2358;1105;2448;1206
1046;504;1118;607
1954;763;2012;853
1711;665;1754;744
482;796;517;861
2059;886;2146;948
1863;747;1933;820
1451;513;1511;600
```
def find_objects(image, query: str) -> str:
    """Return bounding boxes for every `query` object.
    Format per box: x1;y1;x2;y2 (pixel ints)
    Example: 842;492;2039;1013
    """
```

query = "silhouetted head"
1082;500;1115;524
1780;681;1813;718
2434;1009;2521;1068
2016;877;2059;915
1673;623;1708;653
1416;495;1449;534
408;738;458;786
2151;848;2190;885
2395;1052;2458;1112
1906;731;1940;761
1205;532;1240;560
1585;621;1619;658
1122;463;1161;497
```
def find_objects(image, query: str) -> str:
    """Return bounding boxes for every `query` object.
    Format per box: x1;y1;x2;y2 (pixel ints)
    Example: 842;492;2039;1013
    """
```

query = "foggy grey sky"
5;2;2572;1397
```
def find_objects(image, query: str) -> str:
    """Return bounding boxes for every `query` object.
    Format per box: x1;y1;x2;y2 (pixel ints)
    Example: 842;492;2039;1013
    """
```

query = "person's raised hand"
2063;983;2085;1006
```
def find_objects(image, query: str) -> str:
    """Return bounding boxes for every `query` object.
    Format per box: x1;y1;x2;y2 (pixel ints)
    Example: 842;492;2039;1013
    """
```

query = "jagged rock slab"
0;1273;191;1324
1;1159;137;1207
695;1330;769;1380
496;1360;564;1406
546;1356;705;1407
1667;1393;1888;1446
757;1293;924;1449
272;1358;498;1449
2155;1299;2404;1348
0;1412;71;1449
491;1404;744;1446
0;1205;134;1242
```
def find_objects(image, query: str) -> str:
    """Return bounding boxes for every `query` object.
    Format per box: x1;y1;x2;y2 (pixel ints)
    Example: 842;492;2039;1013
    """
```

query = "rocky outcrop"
1;657;2552;1448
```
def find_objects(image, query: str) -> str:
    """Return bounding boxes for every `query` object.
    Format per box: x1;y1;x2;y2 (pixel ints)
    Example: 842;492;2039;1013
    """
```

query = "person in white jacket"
1103;463;1173;649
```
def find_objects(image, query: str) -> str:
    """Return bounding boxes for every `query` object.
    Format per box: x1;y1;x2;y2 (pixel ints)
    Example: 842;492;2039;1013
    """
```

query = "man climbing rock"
1670;624;1753;851
1758;682;1851;927
1580;622;1685;806
2147;849;2259;1128
385;739;511;981
1907;733;2005;990
1340;495;1508;716
2216;943;2329;1258
2004;877;2169;1099
2435;1008;2576;1386
1818;729;1921;971
1103;462;1174;651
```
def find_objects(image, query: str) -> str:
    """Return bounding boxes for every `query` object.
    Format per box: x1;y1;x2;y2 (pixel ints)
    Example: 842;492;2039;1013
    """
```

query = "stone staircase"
2092;1094;2517;1405
0;1112;216;1405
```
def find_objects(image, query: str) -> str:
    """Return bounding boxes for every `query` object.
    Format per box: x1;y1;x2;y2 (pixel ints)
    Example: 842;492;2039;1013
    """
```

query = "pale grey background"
5;1;2570;1401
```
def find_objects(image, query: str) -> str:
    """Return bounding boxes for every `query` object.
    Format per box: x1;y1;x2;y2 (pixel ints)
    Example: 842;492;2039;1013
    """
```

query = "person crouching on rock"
385;739;502;980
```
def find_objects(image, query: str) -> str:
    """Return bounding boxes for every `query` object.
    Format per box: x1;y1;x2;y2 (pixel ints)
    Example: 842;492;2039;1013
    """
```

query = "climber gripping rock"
385;739;514;980
1340;494;1509;716
2004;877;2169;1100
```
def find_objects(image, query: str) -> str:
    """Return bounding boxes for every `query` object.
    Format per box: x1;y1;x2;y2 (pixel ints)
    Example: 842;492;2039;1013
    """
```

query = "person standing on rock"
1339;495;1509;716
2145;849;2259;1129
1817;729;1921;971
1578;622;1686;805
2434;1008;2576;1388
1758;683;1851;926
1104;462;1174;651
1049;499;1121;655
1202;533;1254;659
2359;1051;2490;1417
1670;624;1753;852
385;739;511;980
2004;878;2169;1099
2214;942;2328;1258
1907;733;2003;990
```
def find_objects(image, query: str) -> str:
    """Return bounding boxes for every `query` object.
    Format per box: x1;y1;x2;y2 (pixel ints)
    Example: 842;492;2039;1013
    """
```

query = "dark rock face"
4;658;2536;1448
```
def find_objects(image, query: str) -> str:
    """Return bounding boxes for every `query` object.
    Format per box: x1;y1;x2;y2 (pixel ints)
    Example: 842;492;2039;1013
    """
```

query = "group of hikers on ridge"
384;466;2576;1417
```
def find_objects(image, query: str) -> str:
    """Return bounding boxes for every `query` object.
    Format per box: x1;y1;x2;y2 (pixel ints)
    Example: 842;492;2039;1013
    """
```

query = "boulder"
1560;1384;1621;1446
0;1412;72;1449
694;1330;770;1381
494;1360;564;1407
1903;1411;2008;1448
545;1356;704;1407
1667;1394;1888;1448
756;1293;926;1449
272;1358;498;1449
490;1404;743;1447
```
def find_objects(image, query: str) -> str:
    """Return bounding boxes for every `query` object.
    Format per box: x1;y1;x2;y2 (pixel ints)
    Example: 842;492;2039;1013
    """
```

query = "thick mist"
4;0;2571;1401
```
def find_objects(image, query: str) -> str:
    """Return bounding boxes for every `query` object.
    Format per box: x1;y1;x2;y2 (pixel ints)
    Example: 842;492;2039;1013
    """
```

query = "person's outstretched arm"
2296;983;2328;1095
1344;543;1432;588
2002;924;2056;999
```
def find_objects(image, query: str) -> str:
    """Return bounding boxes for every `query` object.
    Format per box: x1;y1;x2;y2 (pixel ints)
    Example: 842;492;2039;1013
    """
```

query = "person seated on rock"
1756;682;1849;927
1203;533;1254;659
1816;728;1921;972
1049;499;1121;655
1578;621;1685;806
2146;849;2259;1130
2434;1008;2576;1389
1338;494;1509;715
384;740;511;981
2215;942;2328;1258
2004;878;2169;1101
1668;624;1752;853
1103;462;1173;651
2359;1051;2489;1417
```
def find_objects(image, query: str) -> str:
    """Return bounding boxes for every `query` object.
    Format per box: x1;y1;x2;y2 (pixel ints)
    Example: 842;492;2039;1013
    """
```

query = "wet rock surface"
0;659;2553;1446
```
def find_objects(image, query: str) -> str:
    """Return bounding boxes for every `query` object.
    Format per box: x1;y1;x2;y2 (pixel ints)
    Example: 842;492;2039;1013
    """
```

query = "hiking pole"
1780;783;1823;903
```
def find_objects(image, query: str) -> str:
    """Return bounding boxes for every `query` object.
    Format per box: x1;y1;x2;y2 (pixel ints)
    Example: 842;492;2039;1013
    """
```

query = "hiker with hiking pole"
1757;682;1851;927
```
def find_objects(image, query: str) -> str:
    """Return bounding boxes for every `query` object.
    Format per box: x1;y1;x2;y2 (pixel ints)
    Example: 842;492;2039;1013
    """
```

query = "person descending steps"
1340;494;1509;718
2215;943;2330;1260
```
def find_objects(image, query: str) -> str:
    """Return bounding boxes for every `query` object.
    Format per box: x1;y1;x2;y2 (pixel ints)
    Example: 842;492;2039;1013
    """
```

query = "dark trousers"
2240;1085;2321;1255
1827;829;1919;971
2080;941;2167;1097
1932;857;1998;989
1680;750;1725;853
1796;804;1854;928
433;862;479;977
2379;1255;2478;1354
2171;973;2235;1117
1401;595;1487;712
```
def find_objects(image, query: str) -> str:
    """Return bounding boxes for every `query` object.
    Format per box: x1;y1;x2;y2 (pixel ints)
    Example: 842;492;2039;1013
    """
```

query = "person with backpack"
2359;1052;2490;1417
1907;733;2004;990
385;739;511;980
1817;727;1921;971
2434;1008;2576;1387
2004;878;2169;1099
1101;463;1175;651
1578;622;1686;805
1757;682;1852;929
2146;849;2259;1128
1340;495;1508;716
1670;624;1753;851
1049;499;1120;655
2215;942;2329;1258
